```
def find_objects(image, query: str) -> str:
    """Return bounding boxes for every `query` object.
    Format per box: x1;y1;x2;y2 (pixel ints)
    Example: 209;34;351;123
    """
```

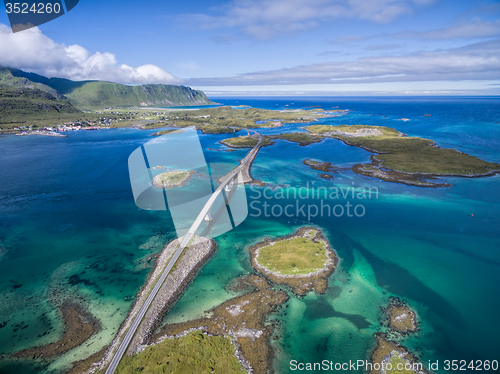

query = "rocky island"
369;298;426;374
303;159;349;179
370;334;428;374
249;227;337;295
152;170;194;189
384;297;418;334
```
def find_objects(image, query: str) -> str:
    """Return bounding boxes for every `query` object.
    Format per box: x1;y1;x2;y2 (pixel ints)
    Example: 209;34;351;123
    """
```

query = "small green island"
220;135;274;148
303;159;347;179
152;170;194;189
249;227;337;295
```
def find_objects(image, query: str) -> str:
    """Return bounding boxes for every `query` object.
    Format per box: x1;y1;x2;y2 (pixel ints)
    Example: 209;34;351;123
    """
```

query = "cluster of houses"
14;125;101;132
14;121;104;135
15;130;66;137
55;123;101;131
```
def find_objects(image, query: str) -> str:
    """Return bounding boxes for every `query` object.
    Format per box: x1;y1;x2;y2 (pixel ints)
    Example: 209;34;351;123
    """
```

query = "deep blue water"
0;96;499;373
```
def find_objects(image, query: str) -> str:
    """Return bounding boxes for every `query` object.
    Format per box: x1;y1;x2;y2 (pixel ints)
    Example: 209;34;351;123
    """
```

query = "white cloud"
188;38;500;85
332;17;500;44
0;24;181;84
181;0;434;40
414;18;500;39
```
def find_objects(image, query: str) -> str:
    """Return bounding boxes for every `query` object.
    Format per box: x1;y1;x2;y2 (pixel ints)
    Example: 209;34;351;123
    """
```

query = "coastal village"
15;122;104;136
12;109;214;137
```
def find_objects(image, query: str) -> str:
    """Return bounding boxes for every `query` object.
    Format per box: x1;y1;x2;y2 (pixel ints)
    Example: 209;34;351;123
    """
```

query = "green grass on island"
268;132;324;146
305;124;500;176
115;331;245;374
257;235;329;275
221;135;274;148
198;124;241;134
221;136;259;147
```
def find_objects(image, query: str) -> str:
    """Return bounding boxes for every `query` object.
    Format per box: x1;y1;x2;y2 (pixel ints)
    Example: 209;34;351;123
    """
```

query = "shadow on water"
303;298;372;329
337;232;466;328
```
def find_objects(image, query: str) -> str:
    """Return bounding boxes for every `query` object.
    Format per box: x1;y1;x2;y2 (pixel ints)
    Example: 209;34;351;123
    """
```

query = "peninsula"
304;124;500;187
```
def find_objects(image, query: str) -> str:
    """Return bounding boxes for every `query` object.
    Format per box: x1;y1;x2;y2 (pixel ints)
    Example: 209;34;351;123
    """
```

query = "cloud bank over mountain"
0;24;181;84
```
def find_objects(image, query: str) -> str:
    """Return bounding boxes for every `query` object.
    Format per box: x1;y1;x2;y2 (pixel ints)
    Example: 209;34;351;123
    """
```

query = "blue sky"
1;0;499;95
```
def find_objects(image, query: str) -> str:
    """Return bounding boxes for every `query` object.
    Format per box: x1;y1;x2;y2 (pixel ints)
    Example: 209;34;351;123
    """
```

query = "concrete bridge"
105;130;262;374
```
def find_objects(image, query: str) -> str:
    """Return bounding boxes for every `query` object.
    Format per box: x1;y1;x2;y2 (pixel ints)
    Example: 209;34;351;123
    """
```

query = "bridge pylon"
204;209;213;221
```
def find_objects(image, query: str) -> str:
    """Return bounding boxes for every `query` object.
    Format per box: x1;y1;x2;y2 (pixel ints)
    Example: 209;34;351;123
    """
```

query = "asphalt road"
105;130;262;374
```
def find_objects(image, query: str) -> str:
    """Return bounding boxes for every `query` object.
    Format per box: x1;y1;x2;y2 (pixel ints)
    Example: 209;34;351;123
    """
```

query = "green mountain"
0;67;65;99
61;81;214;109
0;86;82;127
2;66;214;109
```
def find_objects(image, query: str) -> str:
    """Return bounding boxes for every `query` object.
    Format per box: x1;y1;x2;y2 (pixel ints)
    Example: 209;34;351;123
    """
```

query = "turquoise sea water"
0;97;499;373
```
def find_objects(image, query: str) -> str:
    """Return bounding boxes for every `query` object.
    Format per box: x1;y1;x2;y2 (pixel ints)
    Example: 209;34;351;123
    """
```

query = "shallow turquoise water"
0;97;499;373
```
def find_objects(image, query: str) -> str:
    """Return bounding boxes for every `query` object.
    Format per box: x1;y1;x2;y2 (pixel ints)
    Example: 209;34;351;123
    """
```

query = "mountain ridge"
0;66;214;109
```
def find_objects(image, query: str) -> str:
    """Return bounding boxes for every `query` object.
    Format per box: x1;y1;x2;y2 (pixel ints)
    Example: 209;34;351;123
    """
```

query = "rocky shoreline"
13;300;100;360
151;274;289;374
